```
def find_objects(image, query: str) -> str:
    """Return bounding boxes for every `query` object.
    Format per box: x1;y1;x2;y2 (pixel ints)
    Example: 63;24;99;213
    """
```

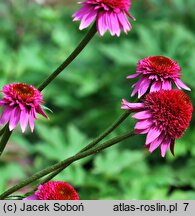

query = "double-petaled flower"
0;83;48;132
73;0;135;36
128;56;191;98
122;90;193;157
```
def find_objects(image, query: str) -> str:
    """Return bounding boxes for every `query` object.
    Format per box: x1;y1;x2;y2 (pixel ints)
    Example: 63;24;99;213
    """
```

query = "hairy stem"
38;111;131;184
0;130;135;199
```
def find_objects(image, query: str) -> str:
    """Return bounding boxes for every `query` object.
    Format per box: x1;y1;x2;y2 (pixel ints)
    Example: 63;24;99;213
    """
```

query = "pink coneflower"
128;56;191;98
73;0;135;36
0;83;48;132
24;181;80;200
121;90;193;157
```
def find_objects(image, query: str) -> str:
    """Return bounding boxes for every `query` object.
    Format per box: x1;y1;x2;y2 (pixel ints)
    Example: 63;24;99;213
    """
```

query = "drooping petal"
0;99;7;106
97;11;107;36
134;127;150;135
145;127;162;145
150;81;162;92
174;78;191;91
20;108;29;133
161;137;171;157
132;110;152;120
0;106;12;125
131;76;146;97
111;12;121;36
148;133;164;152
134;119;153;130
117;12;131;33
170;139;175;156
73;4;94;21
29;109;36;132
121;99;145;110
162;80;172;90
127;73;140;79
79;7;97;29
138;78;151;98
36;105;48;119
9;106;21;131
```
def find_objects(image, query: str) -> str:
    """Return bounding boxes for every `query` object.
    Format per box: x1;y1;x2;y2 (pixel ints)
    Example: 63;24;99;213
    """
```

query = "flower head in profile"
73;0;135;36
121;90;193;157
0;83;48;132
24;181;79;200
128;56;191;98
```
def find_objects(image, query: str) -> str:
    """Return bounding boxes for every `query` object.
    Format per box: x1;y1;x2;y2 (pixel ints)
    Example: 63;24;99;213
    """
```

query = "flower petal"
174;78;191;91
117;12;131;33
79;7;97;30
150;81;162;92
161;137;171;157
29;109;36;132
148;134;164;152
162;80;172;90
170;140;175;156
0;106;12;125
9;106;21;131
134;128;150;134
134;119;153;130
138;78;151;98
23;195;39;200
20;108;29;133
127;73;140;79
36;105;48;119
145;127;162;145
131;76;146;97
121;99;145;110
73;4;94;21
106;11;120;36
97;11;108;36
132;110;152;120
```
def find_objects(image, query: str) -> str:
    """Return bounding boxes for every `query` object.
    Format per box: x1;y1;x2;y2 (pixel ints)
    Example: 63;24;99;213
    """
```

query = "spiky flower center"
144;90;193;139
147;56;180;75
94;0;130;10
12;83;35;99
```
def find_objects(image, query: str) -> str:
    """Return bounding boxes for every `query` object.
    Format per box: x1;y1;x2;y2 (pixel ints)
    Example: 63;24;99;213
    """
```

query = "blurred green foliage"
0;0;195;199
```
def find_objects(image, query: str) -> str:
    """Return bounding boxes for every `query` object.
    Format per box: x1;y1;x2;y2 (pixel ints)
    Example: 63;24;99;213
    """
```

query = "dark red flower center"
95;0;130;10
144;90;193;139
148;56;180;75
12;83;35;99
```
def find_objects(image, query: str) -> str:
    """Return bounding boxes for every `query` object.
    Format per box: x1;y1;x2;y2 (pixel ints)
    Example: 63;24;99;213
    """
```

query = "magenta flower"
128;56;191;98
121;90;193;157
24;181;80;200
0;83;48;132
73;0;135;36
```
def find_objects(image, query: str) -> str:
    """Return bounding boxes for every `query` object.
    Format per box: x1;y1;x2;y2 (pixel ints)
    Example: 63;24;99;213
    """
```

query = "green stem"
39;111;131;184
0;125;6;137
0;124;12;156
37;23;97;91
80;110;131;152
0;130;135;199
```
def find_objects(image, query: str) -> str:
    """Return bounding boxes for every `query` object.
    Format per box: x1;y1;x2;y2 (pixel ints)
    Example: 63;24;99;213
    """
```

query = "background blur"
0;0;195;199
